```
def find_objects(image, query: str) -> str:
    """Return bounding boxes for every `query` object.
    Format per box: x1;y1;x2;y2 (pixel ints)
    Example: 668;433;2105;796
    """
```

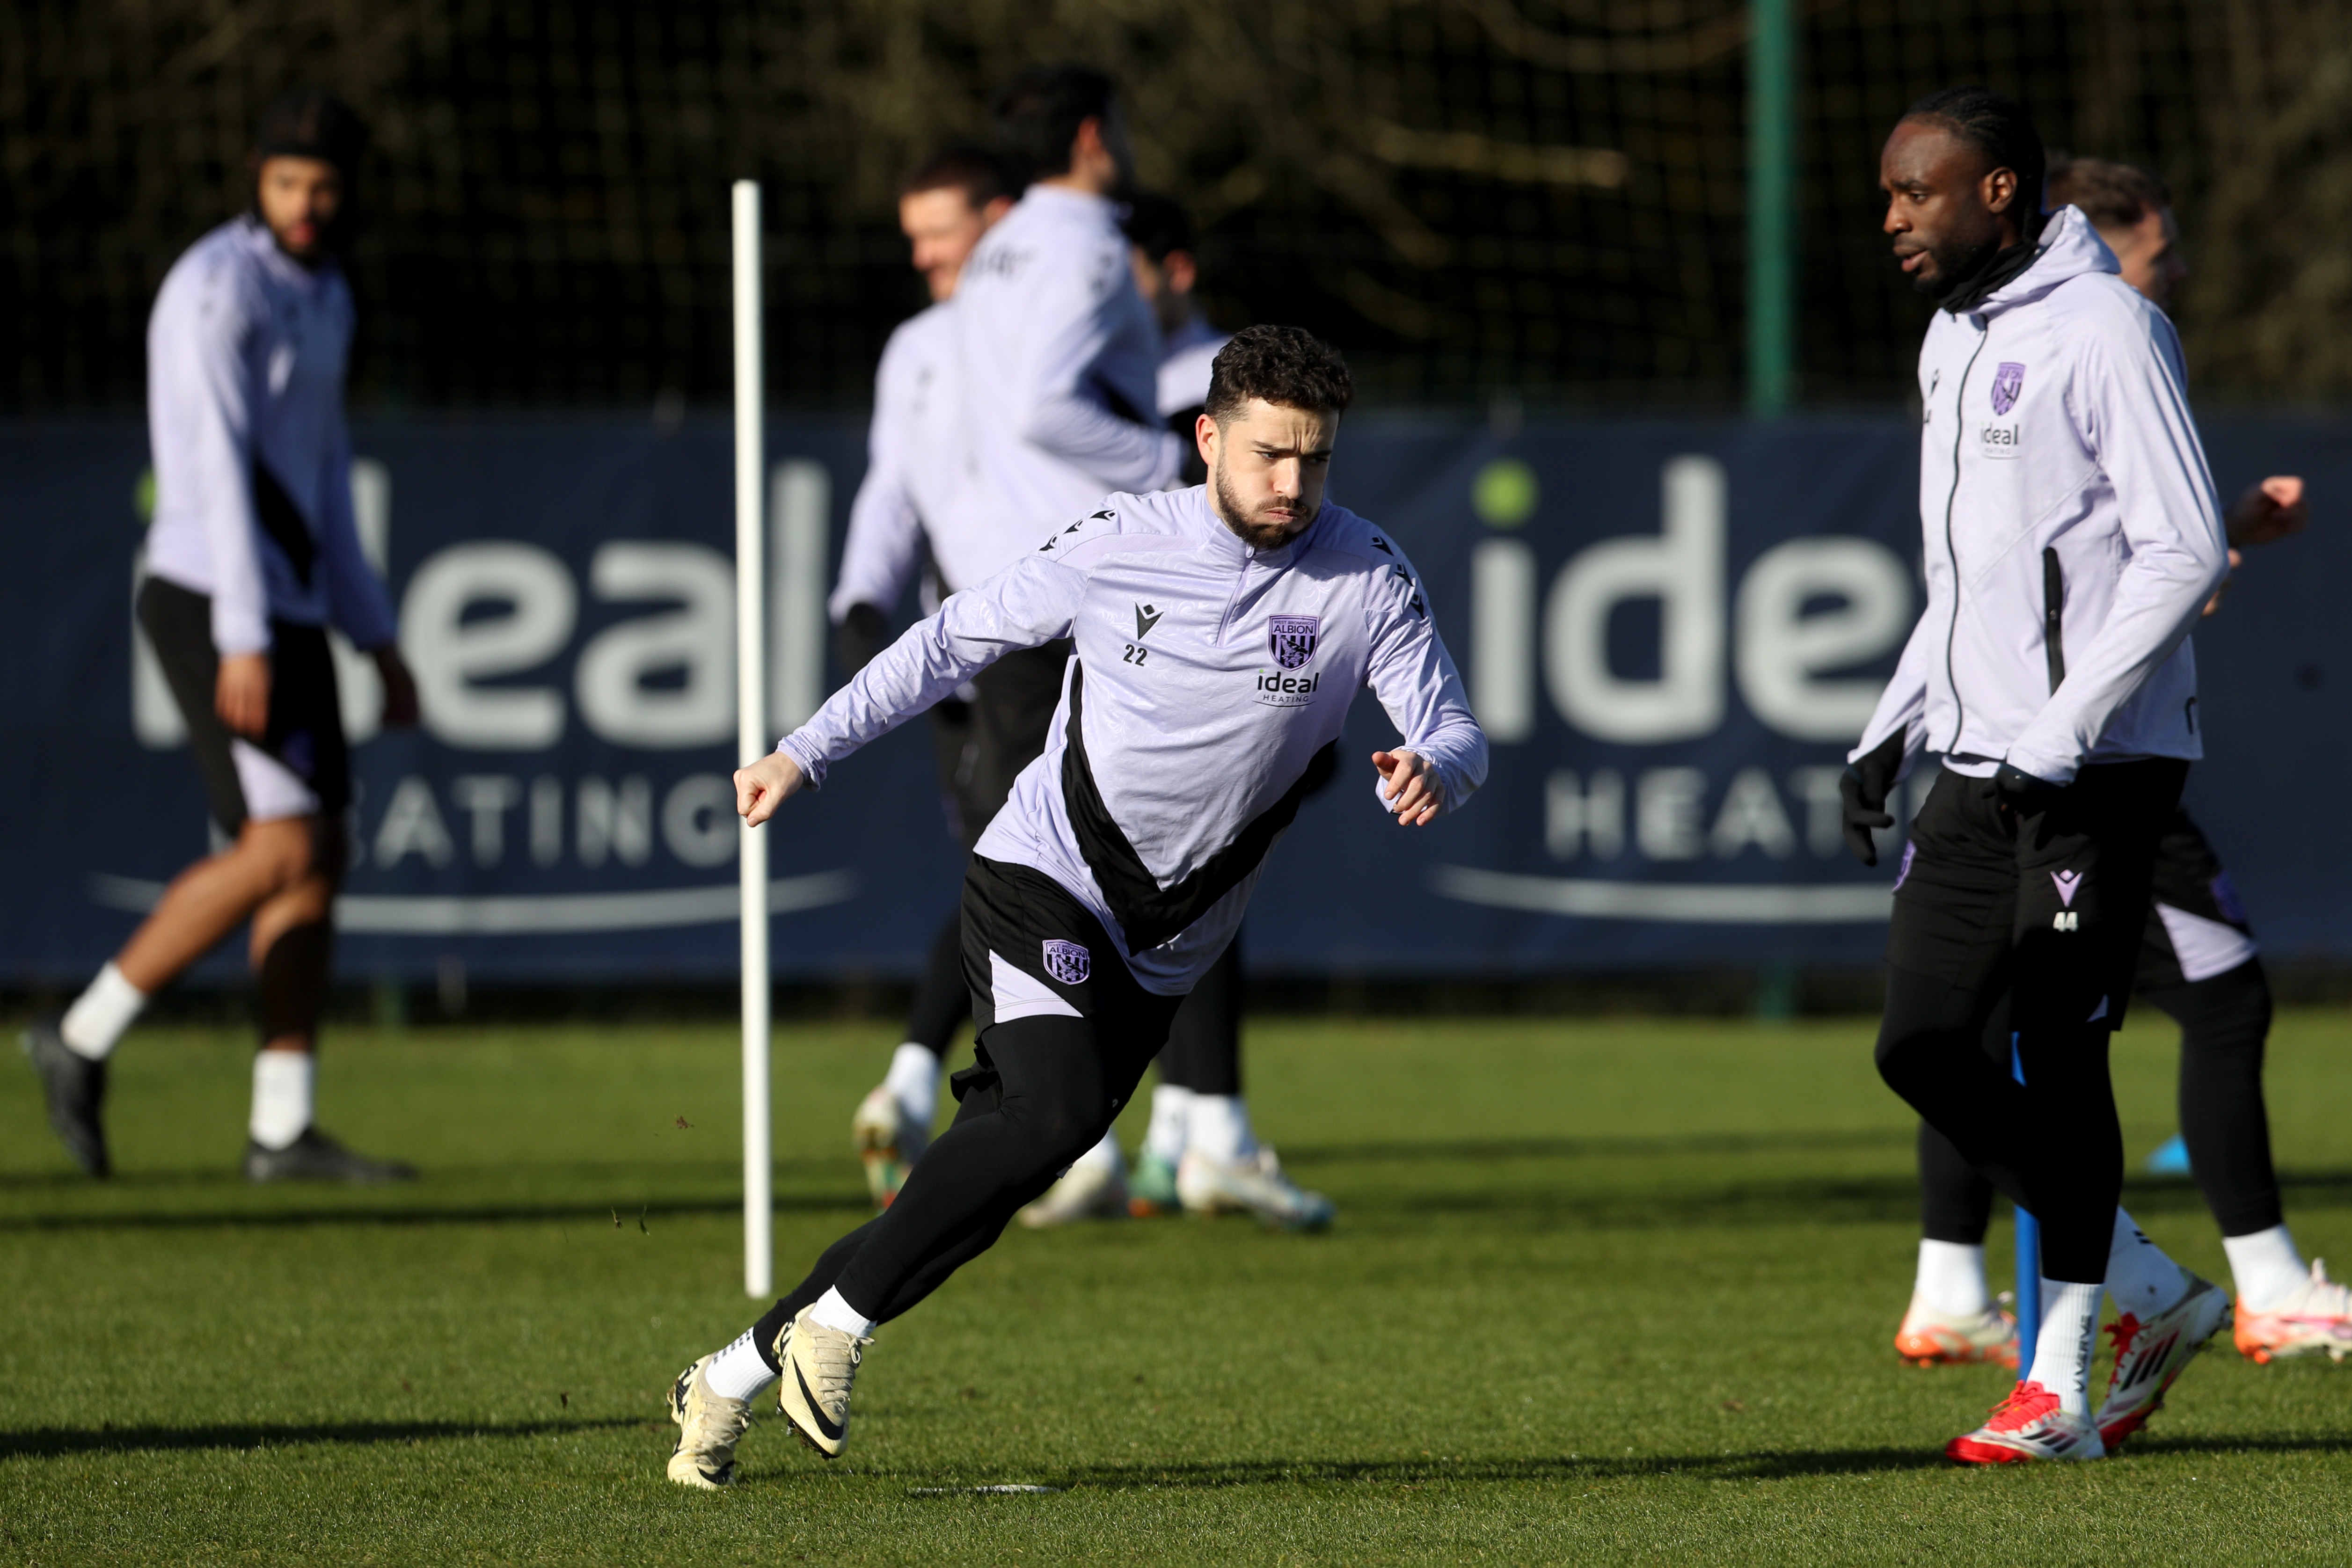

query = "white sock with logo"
1187;1095;1261;1165
2222;1224;2308;1312
2028;1280;2105;1416
1914;1239;1992;1317
883;1042;939;1129
60;962;147;1061
2105;1207;2190;1319
248;1050;314;1151
811;1286;876;1338
1067;1128;1124;1176
704;1326;779;1400
1142;1084;1193;1166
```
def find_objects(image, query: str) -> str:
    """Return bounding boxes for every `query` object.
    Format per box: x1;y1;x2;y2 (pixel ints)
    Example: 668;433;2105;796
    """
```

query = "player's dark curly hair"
1902;85;2046;233
1204;325;1354;423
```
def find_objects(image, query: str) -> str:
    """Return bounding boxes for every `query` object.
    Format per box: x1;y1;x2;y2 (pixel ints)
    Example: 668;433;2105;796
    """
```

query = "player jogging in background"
1894;155;2347;1372
831;140;1016;1208
662;326;1486;1487
836;69;1179;1212
20;90;419;1184
1040;188;1334;1227
1840;87;2230;1464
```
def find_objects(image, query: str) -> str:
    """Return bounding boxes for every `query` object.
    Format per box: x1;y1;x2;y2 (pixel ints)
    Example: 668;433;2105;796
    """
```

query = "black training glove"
833;601;889;676
1991;761;2063;817
1838;730;1907;867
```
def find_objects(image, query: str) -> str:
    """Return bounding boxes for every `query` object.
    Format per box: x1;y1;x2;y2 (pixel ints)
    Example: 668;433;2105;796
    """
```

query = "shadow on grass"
1285;1129;1915;1166
0;1416;649;1459
867;1433;2352;1495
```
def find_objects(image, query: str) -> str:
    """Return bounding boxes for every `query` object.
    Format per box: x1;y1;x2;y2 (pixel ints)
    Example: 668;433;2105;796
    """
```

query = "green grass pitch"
5;1005;2352;1563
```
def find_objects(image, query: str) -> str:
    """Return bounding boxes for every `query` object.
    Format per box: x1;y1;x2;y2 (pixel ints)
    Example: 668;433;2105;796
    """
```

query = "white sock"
2105;1207;2190;1319
1068;1128;1124;1176
248;1050;314;1150
60;962;147;1061
811;1286;876;1338
1142;1084;1194;1166
2028;1280;2104;1415
704;1326;778;1400
883;1042;939;1128
1914;1239;1992;1317
2223;1223;2308;1312
1187;1094;1260;1165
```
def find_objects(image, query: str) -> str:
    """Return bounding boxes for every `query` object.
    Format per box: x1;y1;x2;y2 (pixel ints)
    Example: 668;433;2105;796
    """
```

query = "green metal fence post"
1748;0;1797;416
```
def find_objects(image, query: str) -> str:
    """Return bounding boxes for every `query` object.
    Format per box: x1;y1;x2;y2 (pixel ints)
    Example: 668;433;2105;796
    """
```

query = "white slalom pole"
731;180;773;1298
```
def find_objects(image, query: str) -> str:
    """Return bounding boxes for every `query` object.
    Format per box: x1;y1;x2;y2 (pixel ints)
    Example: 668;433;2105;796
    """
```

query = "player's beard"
1914;230;2000;301
1213;463;1318;551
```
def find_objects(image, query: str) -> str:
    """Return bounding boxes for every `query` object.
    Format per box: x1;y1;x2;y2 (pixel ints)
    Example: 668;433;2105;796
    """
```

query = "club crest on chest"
1269;614;1320;671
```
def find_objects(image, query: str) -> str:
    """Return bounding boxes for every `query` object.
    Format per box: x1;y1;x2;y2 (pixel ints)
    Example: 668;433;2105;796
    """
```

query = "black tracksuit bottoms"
1873;758;2186;1284
756;858;1183;1345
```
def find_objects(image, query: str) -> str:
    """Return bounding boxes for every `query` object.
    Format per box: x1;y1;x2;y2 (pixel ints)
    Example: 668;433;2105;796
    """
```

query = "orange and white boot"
1894;1292;2019;1368
2235;1260;2352;1364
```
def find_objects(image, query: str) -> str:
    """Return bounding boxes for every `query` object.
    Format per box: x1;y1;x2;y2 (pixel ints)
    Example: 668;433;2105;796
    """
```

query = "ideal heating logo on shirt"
1254;669;1322;707
1978;422;2023;460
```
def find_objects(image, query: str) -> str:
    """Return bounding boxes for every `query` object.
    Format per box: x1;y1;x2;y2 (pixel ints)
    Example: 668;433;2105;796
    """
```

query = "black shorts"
2136;808;2259;990
1887;759;2187;1033
957;854;1182;1062
138;576;350;835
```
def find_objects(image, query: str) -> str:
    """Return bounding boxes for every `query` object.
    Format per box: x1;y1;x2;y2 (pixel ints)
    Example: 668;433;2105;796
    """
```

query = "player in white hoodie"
1894;156;2349;1374
1841;88;2231;1464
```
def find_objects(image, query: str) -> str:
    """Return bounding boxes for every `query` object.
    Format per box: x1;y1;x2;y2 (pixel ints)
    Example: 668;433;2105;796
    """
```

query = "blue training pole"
2011;1034;2040;1375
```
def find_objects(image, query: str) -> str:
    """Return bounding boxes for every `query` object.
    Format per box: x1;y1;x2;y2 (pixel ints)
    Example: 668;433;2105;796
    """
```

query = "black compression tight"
1876;965;2121;1282
1156;936;1243;1096
1916;957;2282;1247
904;912;971;1059
2157;958;2282;1237
754;1014;1153;1352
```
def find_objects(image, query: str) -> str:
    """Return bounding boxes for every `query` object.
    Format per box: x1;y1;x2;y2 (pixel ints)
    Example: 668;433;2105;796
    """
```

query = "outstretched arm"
1361;545;1488;826
739;549;1086;823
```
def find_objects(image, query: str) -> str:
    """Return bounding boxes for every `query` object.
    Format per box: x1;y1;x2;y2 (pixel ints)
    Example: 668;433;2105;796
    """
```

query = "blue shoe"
2145;1134;2192;1176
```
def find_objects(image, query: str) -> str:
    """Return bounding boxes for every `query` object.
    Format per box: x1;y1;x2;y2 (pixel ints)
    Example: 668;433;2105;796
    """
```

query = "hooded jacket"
781;486;1487;993
1851;204;2227;786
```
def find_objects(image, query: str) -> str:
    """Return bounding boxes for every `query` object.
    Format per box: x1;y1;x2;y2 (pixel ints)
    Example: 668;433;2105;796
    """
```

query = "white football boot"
1016;1147;1129;1228
666;1353;757;1488
2095;1272;2233;1450
851;1084;928;1209
775;1306;869;1459
1176;1147;1335;1231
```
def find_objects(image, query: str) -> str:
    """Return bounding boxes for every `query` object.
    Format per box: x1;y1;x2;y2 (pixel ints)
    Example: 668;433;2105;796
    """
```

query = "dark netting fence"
5;0;2348;411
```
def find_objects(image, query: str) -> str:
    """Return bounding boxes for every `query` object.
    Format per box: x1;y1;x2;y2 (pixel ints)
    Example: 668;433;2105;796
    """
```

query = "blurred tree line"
3;0;2348;411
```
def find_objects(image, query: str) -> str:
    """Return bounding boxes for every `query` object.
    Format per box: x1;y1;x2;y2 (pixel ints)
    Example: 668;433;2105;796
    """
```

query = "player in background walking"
836;68;1178;1209
1893;155;2346;1371
663;326;1485;1487
21;91;419;1184
1841;88;2231;1463
831;141;1016;1208
1037;189;1333;1228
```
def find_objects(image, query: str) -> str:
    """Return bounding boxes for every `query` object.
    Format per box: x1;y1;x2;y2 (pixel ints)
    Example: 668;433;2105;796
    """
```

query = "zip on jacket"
1850;204;2227;787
